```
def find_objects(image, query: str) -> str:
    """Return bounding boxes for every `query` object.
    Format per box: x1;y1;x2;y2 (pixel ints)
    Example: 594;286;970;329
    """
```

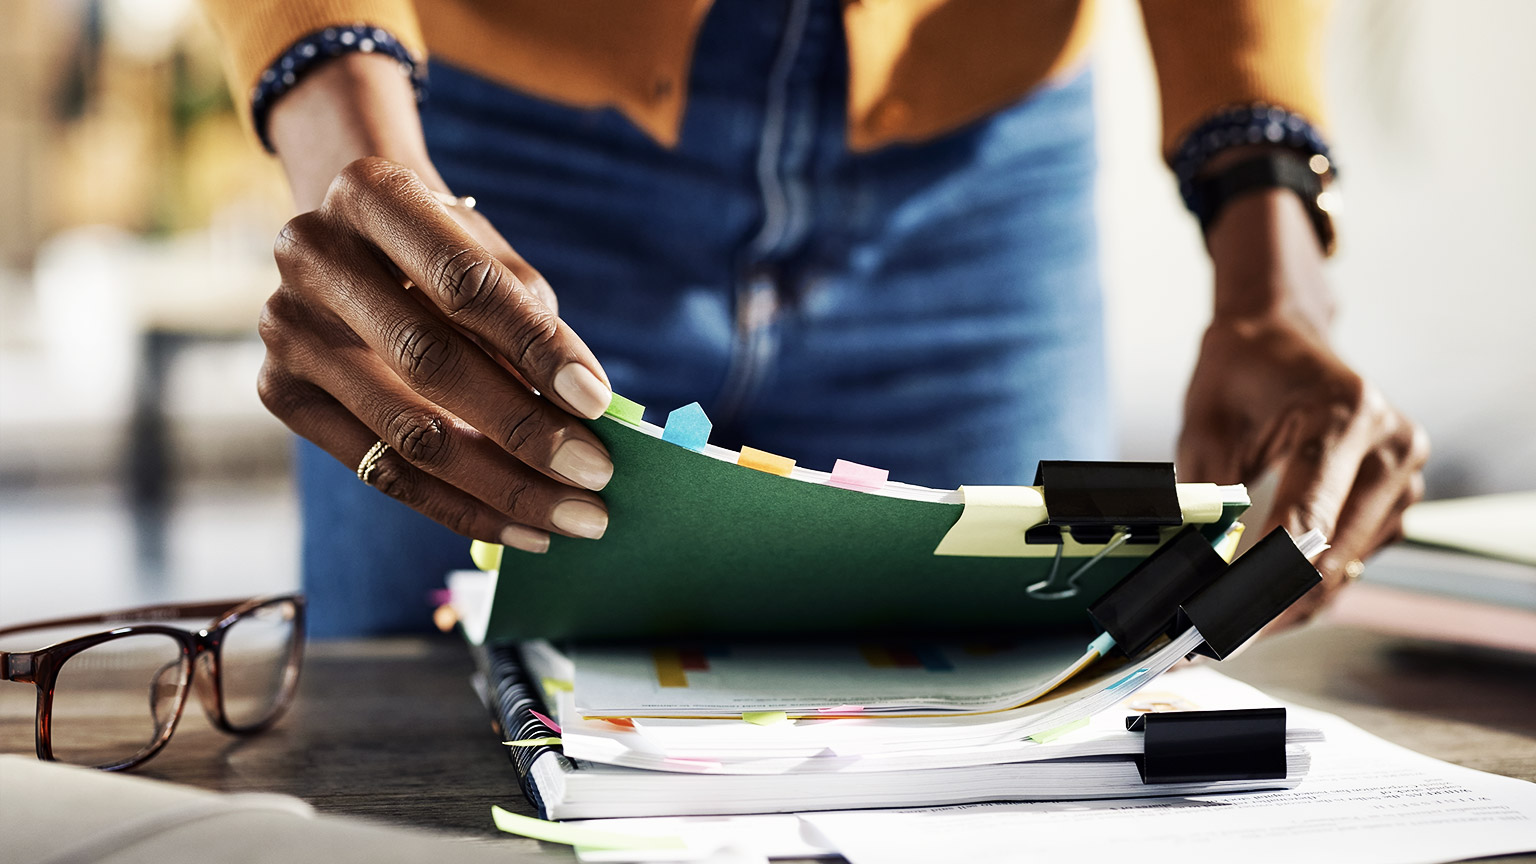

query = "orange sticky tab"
738;446;795;476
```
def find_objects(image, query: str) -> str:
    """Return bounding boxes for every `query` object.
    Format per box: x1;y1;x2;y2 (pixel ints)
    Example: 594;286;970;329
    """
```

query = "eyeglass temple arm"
0;598;272;639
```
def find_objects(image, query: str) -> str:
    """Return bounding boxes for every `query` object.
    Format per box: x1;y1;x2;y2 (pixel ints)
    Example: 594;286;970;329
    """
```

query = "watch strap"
1193;151;1337;256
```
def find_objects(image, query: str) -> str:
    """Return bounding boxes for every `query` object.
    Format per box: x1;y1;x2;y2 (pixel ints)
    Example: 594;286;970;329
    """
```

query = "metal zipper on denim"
715;0;813;424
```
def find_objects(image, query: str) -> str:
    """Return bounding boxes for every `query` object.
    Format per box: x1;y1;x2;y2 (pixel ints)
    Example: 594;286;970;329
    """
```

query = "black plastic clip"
1128;707;1288;784
1175;527;1322;660
1086;526;1228;657
1031;461;1182;546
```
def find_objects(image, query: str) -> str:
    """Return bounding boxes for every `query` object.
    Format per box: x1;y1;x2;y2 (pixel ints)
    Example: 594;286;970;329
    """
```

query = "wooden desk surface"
125;623;1536;862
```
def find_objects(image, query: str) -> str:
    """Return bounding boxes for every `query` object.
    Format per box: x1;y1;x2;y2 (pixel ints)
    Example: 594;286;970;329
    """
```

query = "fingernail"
552;499;608;539
499;524;550;554
550;439;614;491
554;364;611;420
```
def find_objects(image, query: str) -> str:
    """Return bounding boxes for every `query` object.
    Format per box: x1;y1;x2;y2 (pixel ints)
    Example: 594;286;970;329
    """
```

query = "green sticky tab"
469;540;503;572
503;737;562;747
490;806;686;850
1028;716;1090;743
604;392;645;425
742;710;789;726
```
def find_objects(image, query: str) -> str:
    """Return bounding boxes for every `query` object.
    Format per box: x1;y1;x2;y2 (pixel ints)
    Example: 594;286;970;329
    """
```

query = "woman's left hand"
1176;187;1429;631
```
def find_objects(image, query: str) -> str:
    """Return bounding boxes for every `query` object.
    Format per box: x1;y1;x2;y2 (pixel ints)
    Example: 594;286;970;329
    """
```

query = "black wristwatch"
1193;150;1339;256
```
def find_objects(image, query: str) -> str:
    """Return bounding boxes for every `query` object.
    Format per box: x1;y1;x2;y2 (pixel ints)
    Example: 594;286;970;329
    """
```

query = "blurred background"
1;0;1532;626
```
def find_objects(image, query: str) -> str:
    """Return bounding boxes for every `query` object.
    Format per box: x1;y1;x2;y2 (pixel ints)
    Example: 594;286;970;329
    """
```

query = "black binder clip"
1086;526;1228;657
1127;707;1288;784
1025;461;1184;599
1030;461;1182;546
1174;527;1322;660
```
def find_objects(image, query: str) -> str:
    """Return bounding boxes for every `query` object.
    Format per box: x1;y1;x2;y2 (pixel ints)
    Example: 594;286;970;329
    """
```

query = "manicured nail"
550;439;614;491
554;364;611;420
552;500;608;539
499;524;550;554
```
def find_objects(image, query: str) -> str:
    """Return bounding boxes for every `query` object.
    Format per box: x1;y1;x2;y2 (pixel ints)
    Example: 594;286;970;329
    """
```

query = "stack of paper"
554;672;1536;864
463;635;1317;821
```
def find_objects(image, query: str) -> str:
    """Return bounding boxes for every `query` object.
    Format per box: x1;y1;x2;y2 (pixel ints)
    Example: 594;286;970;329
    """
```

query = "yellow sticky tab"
933;486;1049;557
742;710;789;726
1028;716;1089;743
738;446;795;477
1175;483;1226;523
503;737;562;747
490;806;686;851
541;677;574;694
1214;522;1246;563
470;540;503;572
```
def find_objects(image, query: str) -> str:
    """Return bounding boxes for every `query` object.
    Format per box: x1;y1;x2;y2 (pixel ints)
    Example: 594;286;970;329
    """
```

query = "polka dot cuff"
1171;103;1334;219
250;24;425;153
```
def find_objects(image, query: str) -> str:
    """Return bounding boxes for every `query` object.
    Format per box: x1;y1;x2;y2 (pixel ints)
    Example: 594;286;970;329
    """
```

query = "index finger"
324;158;613;420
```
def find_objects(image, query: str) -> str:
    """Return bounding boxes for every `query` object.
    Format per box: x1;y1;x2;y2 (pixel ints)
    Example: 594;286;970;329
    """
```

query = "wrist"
1206;188;1334;337
269;53;444;210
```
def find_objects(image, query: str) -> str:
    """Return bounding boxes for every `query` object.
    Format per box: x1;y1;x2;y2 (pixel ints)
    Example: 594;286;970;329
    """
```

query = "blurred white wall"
1095;0;1536;497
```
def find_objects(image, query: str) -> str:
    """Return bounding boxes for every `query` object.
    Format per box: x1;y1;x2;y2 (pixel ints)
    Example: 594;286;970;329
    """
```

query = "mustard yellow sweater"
201;0;1328;156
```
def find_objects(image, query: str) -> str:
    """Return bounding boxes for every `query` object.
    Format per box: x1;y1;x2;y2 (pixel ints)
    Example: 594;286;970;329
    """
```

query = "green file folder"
478;415;1246;641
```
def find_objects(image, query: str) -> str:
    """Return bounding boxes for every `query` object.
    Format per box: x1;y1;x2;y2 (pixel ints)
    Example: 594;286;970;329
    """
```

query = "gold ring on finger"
1343;558;1366;582
357;440;391;485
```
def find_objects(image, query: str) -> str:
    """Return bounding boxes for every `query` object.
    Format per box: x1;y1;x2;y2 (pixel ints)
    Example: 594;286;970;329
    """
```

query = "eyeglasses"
0;594;305;771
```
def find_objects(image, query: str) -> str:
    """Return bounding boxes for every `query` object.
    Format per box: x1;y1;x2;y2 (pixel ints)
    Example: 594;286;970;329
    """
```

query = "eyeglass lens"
219;598;301;730
0;666;35;757
49;632;191;768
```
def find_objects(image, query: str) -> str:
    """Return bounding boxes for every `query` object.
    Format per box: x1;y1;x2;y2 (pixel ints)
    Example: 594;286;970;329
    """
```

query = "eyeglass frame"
0;594;306;771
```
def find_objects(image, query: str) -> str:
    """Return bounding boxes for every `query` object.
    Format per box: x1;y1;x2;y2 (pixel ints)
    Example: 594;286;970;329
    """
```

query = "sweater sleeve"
1139;0;1331;160
198;0;426;129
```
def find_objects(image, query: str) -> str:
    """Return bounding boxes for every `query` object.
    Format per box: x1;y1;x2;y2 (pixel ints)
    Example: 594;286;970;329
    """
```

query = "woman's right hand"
257;155;614;554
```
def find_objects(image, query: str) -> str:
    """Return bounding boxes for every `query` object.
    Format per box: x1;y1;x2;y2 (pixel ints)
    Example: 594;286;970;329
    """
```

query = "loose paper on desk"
803;705;1536;864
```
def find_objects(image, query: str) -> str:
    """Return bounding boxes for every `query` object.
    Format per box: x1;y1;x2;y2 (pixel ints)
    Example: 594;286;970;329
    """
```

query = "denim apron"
298;0;1110;636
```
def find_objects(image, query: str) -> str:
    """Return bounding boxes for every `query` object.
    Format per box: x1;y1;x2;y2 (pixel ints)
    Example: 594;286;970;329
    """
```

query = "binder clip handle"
1026;526;1134;600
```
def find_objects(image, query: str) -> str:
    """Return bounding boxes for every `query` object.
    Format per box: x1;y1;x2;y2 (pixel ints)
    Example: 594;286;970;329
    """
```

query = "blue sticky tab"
662;402;712;452
1087;631;1117;658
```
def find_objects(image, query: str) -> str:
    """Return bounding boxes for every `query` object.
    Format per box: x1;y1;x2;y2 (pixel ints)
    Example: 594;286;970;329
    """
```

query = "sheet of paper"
572;637;1093;715
1402;492;1536;565
572;814;834;863
803;707;1536;864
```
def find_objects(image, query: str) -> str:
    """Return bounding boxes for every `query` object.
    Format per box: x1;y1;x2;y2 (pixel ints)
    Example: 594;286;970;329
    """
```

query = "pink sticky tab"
664;757;723;771
829;459;889;491
531;710;562;734
818;705;866;714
